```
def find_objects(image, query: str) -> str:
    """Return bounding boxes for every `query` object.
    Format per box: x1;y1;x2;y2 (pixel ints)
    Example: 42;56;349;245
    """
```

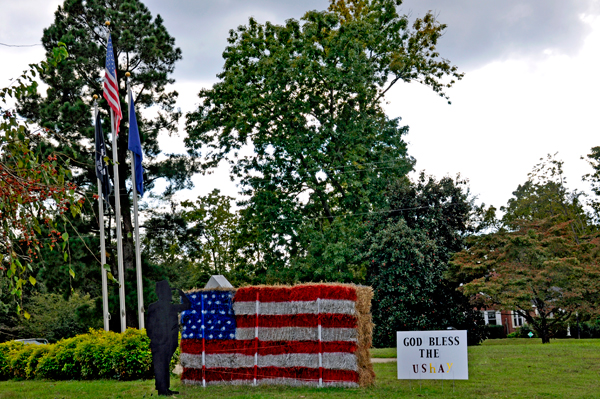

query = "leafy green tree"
185;0;462;281
17;0;198;326
0;52;83;317
502;154;590;241
141;190;244;289
449;156;600;343
449;218;600;343
141;197;205;291
18;292;101;343
583;146;600;225
364;174;486;347
181;189;239;278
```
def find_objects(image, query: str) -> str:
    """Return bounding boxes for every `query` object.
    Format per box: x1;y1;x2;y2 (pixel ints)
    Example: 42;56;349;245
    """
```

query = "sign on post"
397;330;468;380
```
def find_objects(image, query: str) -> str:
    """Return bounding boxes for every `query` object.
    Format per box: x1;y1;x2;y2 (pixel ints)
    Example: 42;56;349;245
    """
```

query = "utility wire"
238;202;462;228
0;42;42;48
243;160;407;185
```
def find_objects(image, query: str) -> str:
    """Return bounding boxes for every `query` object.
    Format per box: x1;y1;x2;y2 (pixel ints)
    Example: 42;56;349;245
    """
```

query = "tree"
364;174;486;347
141;190;245;289
583;146;600;225
449;218;600;343
185;0;462;281
0;53;83;317
180;189;240;278
17;291;101;343
449;155;600;343
502;154;590;241
18;0;197;327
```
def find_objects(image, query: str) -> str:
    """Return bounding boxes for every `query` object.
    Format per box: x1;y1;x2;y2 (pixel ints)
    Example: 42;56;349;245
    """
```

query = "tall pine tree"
18;0;196;327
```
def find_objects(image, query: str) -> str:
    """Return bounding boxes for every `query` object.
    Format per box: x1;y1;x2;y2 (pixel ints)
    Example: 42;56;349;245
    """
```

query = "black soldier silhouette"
146;280;191;396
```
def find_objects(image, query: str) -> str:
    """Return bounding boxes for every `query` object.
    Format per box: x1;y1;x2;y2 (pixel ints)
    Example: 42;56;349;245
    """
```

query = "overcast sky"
2;0;600;211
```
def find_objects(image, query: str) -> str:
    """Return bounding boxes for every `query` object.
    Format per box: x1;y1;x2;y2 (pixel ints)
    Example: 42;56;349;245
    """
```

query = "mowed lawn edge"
1;339;598;398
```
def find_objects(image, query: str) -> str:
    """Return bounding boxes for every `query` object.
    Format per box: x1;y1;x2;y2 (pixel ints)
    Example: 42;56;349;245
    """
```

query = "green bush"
485;324;506;339
579;319;600;338
507;325;538;338
38;328;154;380
0;341;24;380
0;328;176;380
74;329;122;379
36;336;81;380
9;345;35;379
26;345;51;379
111;329;153;380
170;335;181;374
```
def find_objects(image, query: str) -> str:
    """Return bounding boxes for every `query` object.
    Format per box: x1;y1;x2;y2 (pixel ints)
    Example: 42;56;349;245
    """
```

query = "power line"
0;42;42;48
243;160;408;185
239;203;462;228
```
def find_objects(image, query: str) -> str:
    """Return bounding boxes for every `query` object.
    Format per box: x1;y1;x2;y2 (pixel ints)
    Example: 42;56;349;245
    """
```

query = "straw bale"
181;281;374;388
354;285;375;387
355;285;373;315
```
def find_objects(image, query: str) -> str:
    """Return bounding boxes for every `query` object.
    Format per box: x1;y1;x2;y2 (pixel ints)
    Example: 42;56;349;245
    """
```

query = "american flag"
103;33;122;135
180;284;371;387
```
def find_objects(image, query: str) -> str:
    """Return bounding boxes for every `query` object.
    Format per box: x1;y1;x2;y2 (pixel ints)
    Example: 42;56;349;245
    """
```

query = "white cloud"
2;1;600;210
384;14;600;208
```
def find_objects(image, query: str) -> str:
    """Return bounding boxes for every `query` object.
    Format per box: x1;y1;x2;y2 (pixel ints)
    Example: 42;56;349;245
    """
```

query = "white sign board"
397;330;468;380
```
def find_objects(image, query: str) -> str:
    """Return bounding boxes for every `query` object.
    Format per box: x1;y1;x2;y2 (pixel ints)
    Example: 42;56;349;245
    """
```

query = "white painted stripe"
233;299;356;315
104;93;120;113
103;74;119;97
105;68;117;82
235;327;357;342
180;352;358;371
104;94;120;111
202;349;206;388
254;299;259;386
318;297;322;387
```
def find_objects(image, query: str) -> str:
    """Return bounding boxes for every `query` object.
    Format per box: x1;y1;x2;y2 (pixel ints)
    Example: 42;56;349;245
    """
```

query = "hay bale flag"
180;284;374;387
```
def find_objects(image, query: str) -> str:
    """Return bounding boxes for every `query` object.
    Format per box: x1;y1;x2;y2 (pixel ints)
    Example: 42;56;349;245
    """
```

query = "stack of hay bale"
180;283;374;387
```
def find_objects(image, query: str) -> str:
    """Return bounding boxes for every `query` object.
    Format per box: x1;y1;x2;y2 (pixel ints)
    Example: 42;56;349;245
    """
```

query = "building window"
487;311;497;325
512;311;524;327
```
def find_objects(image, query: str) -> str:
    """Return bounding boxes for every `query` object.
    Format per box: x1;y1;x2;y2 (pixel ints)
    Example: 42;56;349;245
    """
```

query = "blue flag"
127;91;144;197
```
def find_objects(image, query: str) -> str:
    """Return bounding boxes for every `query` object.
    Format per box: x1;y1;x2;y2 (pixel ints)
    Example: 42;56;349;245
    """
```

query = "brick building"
481;309;527;335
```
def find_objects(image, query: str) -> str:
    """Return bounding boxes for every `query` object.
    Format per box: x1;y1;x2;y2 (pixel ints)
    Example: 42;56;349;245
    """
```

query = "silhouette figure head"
156;280;172;302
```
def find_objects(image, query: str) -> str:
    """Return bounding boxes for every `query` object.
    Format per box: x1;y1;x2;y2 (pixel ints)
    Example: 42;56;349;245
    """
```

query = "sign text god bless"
397;330;468;380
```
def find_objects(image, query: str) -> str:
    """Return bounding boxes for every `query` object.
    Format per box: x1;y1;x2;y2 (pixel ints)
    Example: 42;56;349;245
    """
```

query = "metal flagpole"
104;22;127;332
126;73;145;329
111;105;126;332
94;95;110;331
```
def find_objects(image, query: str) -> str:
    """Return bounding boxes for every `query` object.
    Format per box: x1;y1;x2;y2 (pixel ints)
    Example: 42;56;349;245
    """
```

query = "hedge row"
0;329;178;381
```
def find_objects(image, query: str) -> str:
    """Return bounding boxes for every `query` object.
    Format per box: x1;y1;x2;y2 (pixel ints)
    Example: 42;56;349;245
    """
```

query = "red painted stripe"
182;366;359;383
234;285;357;302
104;77;118;92
103;90;118;104
235;314;357;329
181;339;357;356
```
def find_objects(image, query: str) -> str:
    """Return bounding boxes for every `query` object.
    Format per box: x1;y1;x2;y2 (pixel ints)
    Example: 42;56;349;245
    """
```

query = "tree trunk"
538;316;550;344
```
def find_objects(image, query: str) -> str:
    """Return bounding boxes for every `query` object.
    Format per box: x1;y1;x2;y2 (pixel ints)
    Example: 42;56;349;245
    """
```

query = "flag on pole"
103;33;122;135
94;112;112;205
127;90;144;197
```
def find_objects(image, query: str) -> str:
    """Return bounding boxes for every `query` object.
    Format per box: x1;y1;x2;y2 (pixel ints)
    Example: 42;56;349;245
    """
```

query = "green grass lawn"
370;347;397;358
1;339;599;398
